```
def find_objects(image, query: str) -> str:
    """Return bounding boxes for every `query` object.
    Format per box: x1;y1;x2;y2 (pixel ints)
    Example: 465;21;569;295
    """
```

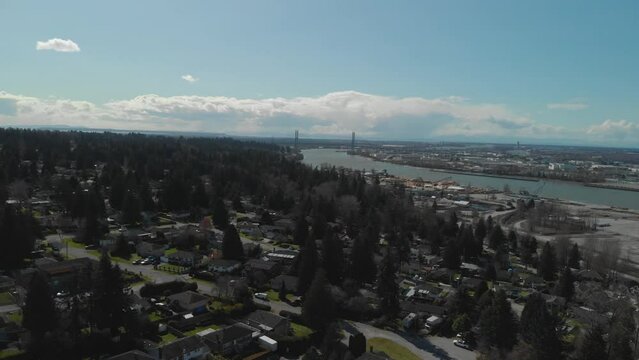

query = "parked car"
85;244;99;250
453;339;472;350
254;292;269;301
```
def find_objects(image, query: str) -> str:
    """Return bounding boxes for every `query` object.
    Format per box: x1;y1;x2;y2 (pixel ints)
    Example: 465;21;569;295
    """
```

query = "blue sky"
1;0;638;145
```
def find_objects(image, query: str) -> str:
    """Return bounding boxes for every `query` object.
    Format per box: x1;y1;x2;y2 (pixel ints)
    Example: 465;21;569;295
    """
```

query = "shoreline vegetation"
343;150;639;195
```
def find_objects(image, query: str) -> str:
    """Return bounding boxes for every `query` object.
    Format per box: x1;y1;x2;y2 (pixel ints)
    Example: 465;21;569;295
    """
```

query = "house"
460;277;485;293
576;269;603;282
541;294;567;311
129;294;152;312
0;276;15;292
237;222;263;239
244;259;281;276
137;241;168;258
521;275;546;289
201;324;256;356
400;301;447;317
264;250;298;264
208;259;242;274
167;291;210;313
166;251;203;267
274;218;296;232
244;310;290;338
270;275;299;294
160;335;210;360
107;350;155;360
35;257;97;293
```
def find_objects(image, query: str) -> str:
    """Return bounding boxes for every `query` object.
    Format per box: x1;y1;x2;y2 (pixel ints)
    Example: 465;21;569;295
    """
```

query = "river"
301;148;639;211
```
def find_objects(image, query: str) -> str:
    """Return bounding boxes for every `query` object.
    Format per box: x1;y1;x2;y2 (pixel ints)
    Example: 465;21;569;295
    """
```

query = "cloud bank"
36;38;81;52
181;74;198;83
0;90;635;145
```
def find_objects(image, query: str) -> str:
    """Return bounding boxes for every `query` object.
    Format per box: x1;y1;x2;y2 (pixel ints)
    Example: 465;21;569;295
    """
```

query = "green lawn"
183;324;221;337
266;290;280;301
156;263;187;274
160;333;178;345
367;338;420;360
164;248;178;256
0;348;23;359
64;238;85;249
6;311;22;325
0;292;15;306
148;311;164;322
291;322;313;339
111;253;141;265
209;301;243;314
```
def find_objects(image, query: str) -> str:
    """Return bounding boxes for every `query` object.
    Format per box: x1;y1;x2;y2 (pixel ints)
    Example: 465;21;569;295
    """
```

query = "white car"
453;339;472;350
254;292;269;301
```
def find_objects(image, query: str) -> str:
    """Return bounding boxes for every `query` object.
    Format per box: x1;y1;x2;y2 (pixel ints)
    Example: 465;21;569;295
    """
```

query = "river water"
301;148;639;211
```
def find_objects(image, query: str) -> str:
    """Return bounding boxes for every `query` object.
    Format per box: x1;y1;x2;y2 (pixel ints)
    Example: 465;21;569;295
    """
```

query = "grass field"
0;292;15;306
160;332;178;344
0;348;23;359
367;337;420;360
6;311;22;325
183;324;221;337
291;322;314;339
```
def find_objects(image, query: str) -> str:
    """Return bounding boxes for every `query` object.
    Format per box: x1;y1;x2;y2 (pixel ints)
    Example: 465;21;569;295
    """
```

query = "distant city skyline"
1;0;638;146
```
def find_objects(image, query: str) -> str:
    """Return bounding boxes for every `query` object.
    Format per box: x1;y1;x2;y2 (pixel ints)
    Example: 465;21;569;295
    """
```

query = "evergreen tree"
0;205;38;270
568;243;581;269
302;269;334;331
23;272;58;341
508;230;518;252
575;325;606;360
538;242;558;281
121;191;142;224
298;235;319;295
350;229;377;284
478;290;518;352
554;266;575;301
377;248;400;316
488;225;506;250
475;218;487;245
348;332;366;358
519;293;563;360
222;225;244;260
191;179;209;208
443;239;461;269
212;197;229;229
608;302;635;360
293;215;308;246
279;281;287;301
90;252;130;334
321;229;345;285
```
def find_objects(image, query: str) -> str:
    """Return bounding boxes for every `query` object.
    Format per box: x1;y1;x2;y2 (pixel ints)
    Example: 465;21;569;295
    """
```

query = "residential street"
45;234;217;295
343;321;477;360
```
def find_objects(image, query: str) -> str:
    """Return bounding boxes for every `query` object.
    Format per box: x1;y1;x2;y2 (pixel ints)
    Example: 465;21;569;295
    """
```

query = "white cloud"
0;90;634;145
181;74;198;83
547;102;588;110
36;38;80;52
587;120;639;140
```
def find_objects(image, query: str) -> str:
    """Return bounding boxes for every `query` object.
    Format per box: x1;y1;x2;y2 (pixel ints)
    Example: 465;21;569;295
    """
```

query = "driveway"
343;321;476;360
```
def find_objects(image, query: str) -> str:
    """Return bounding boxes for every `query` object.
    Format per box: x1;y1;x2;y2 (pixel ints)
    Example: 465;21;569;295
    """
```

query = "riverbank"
301;148;639;210
585;183;639;193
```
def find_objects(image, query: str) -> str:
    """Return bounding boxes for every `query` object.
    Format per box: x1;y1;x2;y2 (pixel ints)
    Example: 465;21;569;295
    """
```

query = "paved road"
254;298;301;316
46;234;217;295
343;321;476;360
